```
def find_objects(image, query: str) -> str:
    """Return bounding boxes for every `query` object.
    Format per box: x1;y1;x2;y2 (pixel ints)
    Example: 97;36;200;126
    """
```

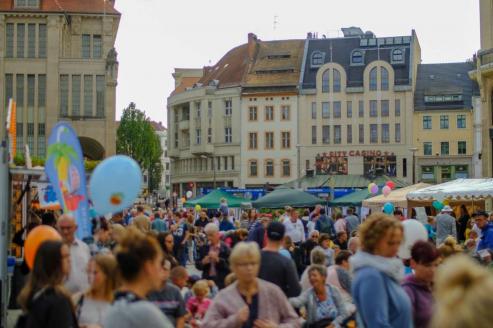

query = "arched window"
392;48;404;63
311;51;324;66
381;67;389;91
351;50;363;64
369;67;377;91
322;70;330;93
333;69;341;92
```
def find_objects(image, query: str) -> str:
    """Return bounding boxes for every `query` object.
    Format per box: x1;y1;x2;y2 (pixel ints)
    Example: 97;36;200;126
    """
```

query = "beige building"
298;28;421;183
0;0;120;160
414;63;480;183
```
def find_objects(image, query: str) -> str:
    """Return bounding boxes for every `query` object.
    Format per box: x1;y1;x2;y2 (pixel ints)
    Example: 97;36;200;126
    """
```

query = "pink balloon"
383;186;391;197
370;185;379;195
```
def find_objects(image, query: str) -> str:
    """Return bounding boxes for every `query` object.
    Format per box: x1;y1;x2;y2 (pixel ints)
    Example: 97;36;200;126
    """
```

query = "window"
249;160;258;177
358;100;364;118
265;132;274;149
346;101;352;118
265;160;274;177
395;123;401;143
225;127;232;143
423;116;432;129
441;166;451;180
16;74;24;106
207;128;212;143
381;124;389;143
347;125;352;144
440;115;449;129
93;35;102;58
207;101;212;118
391;48;404;63
458;141;466;154
322;125;330;144
195;102;201;118
457;114;466;128
333;69;341;92
311;51;324;66
322;102;330;118
225;100;232;116
72;75;81;116
37;123;45;157
312;126;317;144
322;70;330;93
174;132;178;148
423;142;432;155
333;101;341;118
395;99;401;117
265;106;274;120
38;74;46;107
249;132;257;149
381;67;389;91
27;122;34;153
231;156;235;170
224;156;228;171
195;129;201;145
441;142;449;155
82;34;91;58
249;106;258;121
38;24;46;58
27;74;35;107
281;105;290;120
370;124;378;143
17;23;25;58
334;125;341;144
369;67;377;91
281;132;291;148
60;75;69;116
311;102;317;119
5;74;13;108
28;24;36;58
282;160;291;177
359;124;364;144
15;0;40;7
351;50;363;64
403;158;407;178
96;75;105;117
16;123;24;153
6;23;14;58
84;75;93;116
370;100;377;117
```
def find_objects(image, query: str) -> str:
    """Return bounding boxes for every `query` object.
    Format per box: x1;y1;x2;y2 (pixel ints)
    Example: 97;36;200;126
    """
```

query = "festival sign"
45;123;90;239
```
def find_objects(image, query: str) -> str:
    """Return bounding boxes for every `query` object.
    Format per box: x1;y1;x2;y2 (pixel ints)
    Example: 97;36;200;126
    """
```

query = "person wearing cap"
475;211;493;252
435;205;457;246
258;222;301;298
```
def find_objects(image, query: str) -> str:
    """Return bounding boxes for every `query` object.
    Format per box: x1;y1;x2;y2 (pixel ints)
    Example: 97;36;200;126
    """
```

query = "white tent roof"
407;179;493;200
362;183;430;209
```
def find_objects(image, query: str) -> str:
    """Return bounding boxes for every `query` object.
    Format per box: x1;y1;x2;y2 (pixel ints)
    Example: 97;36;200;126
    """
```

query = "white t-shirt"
75;295;111;326
64;239;90;294
283;219;306;243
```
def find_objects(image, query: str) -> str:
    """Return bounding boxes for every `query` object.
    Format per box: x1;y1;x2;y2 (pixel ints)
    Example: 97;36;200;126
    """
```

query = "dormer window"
311;51;325;67
391;48;405;64
15;0;40;8
351;50;364;65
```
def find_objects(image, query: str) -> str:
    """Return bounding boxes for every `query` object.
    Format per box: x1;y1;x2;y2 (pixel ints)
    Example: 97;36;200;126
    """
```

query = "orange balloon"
24;225;62;269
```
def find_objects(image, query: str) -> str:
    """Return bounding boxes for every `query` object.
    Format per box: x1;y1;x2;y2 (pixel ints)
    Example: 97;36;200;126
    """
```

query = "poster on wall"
363;155;397;177
315;153;348;175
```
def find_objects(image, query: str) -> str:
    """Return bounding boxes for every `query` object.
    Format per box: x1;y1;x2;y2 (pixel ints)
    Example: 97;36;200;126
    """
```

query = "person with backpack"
315;209;336;239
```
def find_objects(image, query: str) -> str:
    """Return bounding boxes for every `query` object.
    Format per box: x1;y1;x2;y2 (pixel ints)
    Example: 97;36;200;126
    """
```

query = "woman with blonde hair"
437;236;462;258
202;242;300;327
350;213;412;328
431;255;493;328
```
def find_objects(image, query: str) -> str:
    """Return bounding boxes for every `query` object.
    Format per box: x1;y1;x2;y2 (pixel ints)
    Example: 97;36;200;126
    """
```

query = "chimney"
248;33;258;61
307;32;313;39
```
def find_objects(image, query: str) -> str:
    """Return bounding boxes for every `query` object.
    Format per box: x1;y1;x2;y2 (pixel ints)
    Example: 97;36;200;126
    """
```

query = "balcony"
477;48;493;78
190;143;214;155
178;120;189;130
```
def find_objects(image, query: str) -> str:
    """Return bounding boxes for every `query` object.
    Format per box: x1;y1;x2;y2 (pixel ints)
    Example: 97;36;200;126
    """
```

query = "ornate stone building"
0;0;121;160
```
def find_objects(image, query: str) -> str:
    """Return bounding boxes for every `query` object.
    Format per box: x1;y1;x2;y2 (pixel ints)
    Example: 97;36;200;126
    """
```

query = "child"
186;280;212;327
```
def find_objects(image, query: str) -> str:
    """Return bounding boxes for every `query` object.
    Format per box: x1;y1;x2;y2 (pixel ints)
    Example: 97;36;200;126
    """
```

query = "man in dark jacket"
315;209;336;238
247;216;270;249
195;223;230;289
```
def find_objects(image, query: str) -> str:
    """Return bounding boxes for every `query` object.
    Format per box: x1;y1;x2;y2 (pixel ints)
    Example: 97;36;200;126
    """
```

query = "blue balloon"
89;155;142;215
383;202;395;215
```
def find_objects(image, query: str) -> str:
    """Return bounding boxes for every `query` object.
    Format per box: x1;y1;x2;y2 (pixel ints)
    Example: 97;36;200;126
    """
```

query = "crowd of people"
12;200;493;328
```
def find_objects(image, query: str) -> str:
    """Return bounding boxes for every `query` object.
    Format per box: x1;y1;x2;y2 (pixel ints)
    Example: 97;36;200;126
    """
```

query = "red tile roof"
0;0;120;15
171;76;201;96
149;121;166;131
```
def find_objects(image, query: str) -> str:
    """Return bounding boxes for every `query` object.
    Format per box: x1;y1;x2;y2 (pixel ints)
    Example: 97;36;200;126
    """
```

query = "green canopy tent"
252;187;325;209
328;188;378;207
184;189;246;209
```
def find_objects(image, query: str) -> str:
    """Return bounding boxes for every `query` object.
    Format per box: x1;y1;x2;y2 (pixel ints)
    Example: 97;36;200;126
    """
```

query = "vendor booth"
252;187;325;209
184;189;246;209
362;183;431;212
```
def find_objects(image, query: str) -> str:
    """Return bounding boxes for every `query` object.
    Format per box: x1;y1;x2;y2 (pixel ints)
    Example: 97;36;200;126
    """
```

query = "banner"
6;99;16;162
45;123;90;239
37;183;61;210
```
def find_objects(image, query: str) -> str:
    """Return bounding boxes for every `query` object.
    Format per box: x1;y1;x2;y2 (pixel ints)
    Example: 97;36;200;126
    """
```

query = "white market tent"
407;178;493;201
362;183;431;210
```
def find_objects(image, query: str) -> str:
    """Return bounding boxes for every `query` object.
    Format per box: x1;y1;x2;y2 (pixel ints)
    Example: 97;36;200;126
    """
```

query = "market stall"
184;189;247;209
362;183;431;212
252;187;325;209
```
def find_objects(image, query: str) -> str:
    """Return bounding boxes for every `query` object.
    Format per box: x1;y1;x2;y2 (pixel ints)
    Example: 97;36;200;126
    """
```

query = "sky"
113;0;480;126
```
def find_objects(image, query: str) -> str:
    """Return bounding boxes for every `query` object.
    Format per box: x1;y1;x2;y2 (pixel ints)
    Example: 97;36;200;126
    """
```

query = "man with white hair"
195;223;231;289
57;214;90;294
435;205;457;246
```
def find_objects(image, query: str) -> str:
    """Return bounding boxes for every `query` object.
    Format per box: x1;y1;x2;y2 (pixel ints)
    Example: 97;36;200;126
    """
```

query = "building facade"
298;28;421;183
150;121;171;197
0;0;120;160
414;63;480;183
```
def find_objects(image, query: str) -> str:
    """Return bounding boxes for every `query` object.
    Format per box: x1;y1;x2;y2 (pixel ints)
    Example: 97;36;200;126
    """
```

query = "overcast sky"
114;0;480;126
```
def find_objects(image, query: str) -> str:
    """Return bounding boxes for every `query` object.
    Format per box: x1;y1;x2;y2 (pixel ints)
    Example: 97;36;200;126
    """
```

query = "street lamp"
409;147;418;184
200;155;216;189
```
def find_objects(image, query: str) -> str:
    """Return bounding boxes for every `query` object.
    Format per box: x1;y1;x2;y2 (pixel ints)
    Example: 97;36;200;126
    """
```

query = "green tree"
116;103;163;192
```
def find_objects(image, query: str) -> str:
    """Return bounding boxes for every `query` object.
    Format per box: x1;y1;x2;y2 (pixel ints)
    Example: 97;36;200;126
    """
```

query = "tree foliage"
116;103;163;192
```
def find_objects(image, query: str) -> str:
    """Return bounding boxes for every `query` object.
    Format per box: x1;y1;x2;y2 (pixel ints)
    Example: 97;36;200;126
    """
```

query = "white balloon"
186;191;193;199
398;219;429;259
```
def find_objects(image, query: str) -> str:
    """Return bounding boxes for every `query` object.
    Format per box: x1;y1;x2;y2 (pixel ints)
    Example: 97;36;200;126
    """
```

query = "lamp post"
200;155;216;189
409;147;418;184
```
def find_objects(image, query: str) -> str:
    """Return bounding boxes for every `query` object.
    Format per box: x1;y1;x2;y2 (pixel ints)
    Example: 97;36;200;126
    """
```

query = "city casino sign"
319;150;396;157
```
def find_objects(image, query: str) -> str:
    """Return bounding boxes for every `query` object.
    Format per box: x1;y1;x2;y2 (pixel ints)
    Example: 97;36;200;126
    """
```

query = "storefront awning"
407;179;493;200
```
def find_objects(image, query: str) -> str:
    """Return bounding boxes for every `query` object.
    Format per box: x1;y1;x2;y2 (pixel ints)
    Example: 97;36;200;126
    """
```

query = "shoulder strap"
75;294;85;319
